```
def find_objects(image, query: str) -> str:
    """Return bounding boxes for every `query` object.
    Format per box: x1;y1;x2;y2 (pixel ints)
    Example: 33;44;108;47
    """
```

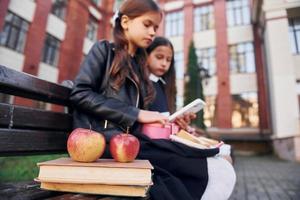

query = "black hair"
146;36;177;113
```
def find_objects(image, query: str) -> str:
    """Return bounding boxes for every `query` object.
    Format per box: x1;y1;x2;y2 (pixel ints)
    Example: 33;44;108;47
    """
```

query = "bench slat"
0;65;71;106
0;103;73;131
45;194;129;200
0;181;64;200
0;64;148;200
0;128;69;156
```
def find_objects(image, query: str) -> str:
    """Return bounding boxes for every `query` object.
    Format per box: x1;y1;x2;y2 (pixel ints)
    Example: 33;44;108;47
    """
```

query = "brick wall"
183;0;194;69
15;0;52;107
214;0;232;128
253;25;271;131
0;0;9;31
22;0;52;75
57;0;89;83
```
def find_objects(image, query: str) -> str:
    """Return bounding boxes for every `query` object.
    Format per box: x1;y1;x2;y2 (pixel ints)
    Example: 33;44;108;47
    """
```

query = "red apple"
67;128;106;162
110;133;140;162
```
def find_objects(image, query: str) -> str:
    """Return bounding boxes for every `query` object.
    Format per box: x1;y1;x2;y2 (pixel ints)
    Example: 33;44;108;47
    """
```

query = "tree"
184;41;206;129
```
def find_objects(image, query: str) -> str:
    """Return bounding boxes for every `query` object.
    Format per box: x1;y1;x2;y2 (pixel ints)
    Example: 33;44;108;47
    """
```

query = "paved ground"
229;155;300;200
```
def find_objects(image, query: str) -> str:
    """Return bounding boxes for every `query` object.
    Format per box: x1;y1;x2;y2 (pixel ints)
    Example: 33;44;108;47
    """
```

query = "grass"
0;154;67;182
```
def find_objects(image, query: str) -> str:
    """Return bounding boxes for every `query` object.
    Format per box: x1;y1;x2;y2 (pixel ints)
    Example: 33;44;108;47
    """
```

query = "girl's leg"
201;156;236;200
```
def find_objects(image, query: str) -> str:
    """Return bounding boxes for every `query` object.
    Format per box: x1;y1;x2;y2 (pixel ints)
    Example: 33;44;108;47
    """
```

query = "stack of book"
35;157;153;197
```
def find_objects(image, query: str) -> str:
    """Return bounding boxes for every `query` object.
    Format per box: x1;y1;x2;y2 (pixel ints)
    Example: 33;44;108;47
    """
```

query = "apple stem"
89;124;92;132
126;127;130;134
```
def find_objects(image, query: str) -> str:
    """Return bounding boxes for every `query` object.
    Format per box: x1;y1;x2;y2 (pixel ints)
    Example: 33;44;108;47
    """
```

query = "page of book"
168;99;206;122
40;181;150;197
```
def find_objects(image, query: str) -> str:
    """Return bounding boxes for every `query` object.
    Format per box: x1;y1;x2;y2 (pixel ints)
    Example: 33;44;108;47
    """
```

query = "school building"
0;0;299;161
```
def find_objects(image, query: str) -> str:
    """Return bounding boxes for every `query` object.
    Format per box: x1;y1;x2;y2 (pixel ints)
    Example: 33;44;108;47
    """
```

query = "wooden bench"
0;65;145;200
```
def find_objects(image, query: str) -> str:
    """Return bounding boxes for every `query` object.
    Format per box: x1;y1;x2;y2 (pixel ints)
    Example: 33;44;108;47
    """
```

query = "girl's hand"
174;112;197;130
137;110;168;124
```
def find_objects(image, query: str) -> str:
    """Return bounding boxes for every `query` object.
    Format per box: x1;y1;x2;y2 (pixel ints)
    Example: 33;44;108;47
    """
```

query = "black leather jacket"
70;40;145;141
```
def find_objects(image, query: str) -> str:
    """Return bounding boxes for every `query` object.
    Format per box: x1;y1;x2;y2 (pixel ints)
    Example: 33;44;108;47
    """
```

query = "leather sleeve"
70;40;140;128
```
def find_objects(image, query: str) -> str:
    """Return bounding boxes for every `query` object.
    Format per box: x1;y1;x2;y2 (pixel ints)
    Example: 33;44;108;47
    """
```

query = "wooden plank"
0;181;64;200
0;129;69;156
0;103;72;131
0;181;147;200
0;103;10;126
46;194;107;200
0;65;71;106
45;194;147;200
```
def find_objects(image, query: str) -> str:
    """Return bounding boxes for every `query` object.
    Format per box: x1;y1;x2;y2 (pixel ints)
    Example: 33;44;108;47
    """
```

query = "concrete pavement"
229;155;300;200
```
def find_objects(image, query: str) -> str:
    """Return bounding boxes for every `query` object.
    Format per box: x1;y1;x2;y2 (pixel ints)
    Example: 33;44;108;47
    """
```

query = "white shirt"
149;73;166;85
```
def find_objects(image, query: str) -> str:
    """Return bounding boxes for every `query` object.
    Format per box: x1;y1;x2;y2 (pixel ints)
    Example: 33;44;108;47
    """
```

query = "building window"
91;0;101;6
204;95;217;128
197;48;216;75
42;34;61;67
0;93;12;104
289;18;300;54
0;11;29;53
231;92;259;128
229;42;255;73
86;17;98;41
194;5;214;32
227;0;250;27
174;51;184;79
165;11;184;37
113;0;123;11
51;0;67;20
36;101;51;110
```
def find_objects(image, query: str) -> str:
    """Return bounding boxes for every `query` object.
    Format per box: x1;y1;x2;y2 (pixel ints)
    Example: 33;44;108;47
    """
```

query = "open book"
168;98;206;122
170;129;223;149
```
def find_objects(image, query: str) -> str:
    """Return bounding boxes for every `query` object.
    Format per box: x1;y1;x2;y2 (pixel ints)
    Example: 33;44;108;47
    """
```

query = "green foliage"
0;154;67;182
184;41;206;129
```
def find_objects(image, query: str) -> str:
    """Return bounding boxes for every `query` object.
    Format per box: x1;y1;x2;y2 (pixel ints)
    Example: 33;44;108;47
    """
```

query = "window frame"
86;17;99;42
226;0;250;27
0;11;29;53
229;42;256;74
194;5;214;32
174;51;184;79
289;18;300;54
0;93;12;104
165;11;184;37
203;95;217;128
41;34;61;67
231;92;259;128
196;47;216;76
91;0;101;7
51;0;67;21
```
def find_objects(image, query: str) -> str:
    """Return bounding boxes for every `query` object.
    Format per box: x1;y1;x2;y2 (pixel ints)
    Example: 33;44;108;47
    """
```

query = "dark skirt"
135;132;219;200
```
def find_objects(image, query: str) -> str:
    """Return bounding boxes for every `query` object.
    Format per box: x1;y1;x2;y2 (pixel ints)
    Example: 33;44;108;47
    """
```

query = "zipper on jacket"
104;120;108;129
126;76;140;132
128;76;140;108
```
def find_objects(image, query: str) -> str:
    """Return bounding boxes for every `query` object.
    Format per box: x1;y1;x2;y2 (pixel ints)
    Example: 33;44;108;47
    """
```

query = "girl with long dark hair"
70;0;235;199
